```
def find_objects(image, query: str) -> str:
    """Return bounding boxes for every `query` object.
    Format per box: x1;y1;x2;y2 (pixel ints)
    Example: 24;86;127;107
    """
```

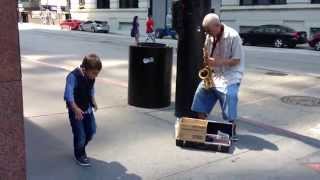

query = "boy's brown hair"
81;54;102;71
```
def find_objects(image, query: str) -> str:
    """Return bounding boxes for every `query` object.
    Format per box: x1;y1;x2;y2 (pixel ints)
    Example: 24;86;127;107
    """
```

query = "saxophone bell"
199;67;210;80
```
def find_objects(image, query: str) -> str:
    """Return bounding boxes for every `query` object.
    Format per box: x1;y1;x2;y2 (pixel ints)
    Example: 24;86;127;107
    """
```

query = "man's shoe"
230;122;239;141
231;135;239;141
75;156;91;167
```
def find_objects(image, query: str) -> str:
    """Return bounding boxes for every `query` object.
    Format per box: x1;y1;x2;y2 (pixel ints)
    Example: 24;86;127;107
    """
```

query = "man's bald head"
202;13;222;36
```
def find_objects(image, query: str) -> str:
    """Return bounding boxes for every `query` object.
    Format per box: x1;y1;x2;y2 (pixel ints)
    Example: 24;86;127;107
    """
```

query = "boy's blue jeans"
191;83;240;122
68;109;96;158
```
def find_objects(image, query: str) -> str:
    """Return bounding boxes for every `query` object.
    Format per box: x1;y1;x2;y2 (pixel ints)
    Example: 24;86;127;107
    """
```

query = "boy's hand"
69;102;84;120
74;107;84;121
92;96;98;112
93;103;98;112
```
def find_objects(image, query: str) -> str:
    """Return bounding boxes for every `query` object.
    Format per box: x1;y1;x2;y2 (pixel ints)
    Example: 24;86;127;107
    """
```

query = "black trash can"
21;12;29;23
128;42;173;108
65;13;71;20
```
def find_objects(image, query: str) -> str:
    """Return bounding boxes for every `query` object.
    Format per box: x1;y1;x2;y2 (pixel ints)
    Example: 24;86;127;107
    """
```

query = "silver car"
79;20;110;33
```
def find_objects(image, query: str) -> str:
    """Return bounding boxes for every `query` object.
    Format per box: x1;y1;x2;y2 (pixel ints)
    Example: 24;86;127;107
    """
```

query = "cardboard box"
176;117;208;143
175;118;233;153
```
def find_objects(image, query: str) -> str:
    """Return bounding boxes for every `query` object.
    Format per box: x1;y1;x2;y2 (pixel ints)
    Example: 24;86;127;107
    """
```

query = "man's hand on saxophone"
203;47;224;67
202;47;209;65
207;56;225;67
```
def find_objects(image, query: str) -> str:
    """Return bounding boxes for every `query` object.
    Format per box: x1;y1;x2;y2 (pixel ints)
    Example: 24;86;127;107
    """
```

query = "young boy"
64;54;102;166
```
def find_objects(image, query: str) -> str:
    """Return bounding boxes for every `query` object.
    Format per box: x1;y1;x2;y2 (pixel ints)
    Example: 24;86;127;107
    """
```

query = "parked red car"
308;32;320;51
60;20;82;30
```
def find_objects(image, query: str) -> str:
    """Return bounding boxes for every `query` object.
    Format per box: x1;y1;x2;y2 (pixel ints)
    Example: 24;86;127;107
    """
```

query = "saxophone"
198;43;214;90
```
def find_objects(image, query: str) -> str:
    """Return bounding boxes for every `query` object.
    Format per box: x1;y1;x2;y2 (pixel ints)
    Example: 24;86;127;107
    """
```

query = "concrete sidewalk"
20;23;320;179
22;57;320;180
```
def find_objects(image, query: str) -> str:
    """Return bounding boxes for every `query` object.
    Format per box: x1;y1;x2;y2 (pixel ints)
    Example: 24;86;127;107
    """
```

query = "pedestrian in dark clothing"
131;16;140;45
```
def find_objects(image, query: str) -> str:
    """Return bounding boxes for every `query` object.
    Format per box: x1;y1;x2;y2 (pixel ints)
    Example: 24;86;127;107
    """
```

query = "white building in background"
70;0;150;33
18;0;69;10
18;0;70;23
220;0;320;37
69;0;320;36
40;0;68;6
40;0;68;10
69;0;221;34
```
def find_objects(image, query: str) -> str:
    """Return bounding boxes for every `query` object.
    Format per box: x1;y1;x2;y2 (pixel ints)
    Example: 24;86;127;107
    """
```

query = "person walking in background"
40;11;46;24
145;15;155;43
131;16;140;45
45;9;50;25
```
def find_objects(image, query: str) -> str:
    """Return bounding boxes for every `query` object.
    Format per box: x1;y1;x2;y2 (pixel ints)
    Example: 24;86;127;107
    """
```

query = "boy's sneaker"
81;147;90;163
83;150;88;160
75;156;91;167
83;156;90;164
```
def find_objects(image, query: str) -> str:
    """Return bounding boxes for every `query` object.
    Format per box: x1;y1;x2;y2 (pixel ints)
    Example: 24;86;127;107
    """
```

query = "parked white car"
79;21;110;33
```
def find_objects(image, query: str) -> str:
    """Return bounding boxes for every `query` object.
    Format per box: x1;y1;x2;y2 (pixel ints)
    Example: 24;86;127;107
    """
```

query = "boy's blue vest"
71;68;95;111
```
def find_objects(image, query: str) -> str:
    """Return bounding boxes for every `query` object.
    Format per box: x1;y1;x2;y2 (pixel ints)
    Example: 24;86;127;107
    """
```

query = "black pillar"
172;0;211;118
148;0;152;16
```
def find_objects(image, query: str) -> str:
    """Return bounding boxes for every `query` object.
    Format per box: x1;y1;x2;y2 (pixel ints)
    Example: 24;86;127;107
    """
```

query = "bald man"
191;13;245;140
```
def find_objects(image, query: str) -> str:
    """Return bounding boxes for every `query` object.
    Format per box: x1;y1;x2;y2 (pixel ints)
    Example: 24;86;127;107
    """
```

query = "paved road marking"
305;163;320;173
310;124;320;135
255;66;320;78
24;104;127;119
22;56;320;109
240;96;271;106
22;57;320;124
245;46;320;57
22;57;129;88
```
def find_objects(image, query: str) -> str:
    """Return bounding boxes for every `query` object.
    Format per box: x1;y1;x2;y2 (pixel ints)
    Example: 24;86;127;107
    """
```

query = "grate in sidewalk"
281;96;320;107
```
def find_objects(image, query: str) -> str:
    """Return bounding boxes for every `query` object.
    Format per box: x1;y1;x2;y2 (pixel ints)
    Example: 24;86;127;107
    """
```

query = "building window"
119;0;138;8
310;28;320;37
79;0;85;6
240;0;286;5
311;0;320;4
67;0;71;9
97;0;110;9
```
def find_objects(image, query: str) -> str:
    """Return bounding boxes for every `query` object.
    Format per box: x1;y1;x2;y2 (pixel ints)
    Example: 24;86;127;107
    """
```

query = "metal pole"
173;0;212;118
165;0;167;29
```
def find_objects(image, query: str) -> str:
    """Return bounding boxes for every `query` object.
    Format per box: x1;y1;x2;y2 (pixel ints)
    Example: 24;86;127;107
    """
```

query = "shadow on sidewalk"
234;134;279;151
201;115;279;153
177;133;279;155
78;159;142;180
25;118;142;180
240;117;320;149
